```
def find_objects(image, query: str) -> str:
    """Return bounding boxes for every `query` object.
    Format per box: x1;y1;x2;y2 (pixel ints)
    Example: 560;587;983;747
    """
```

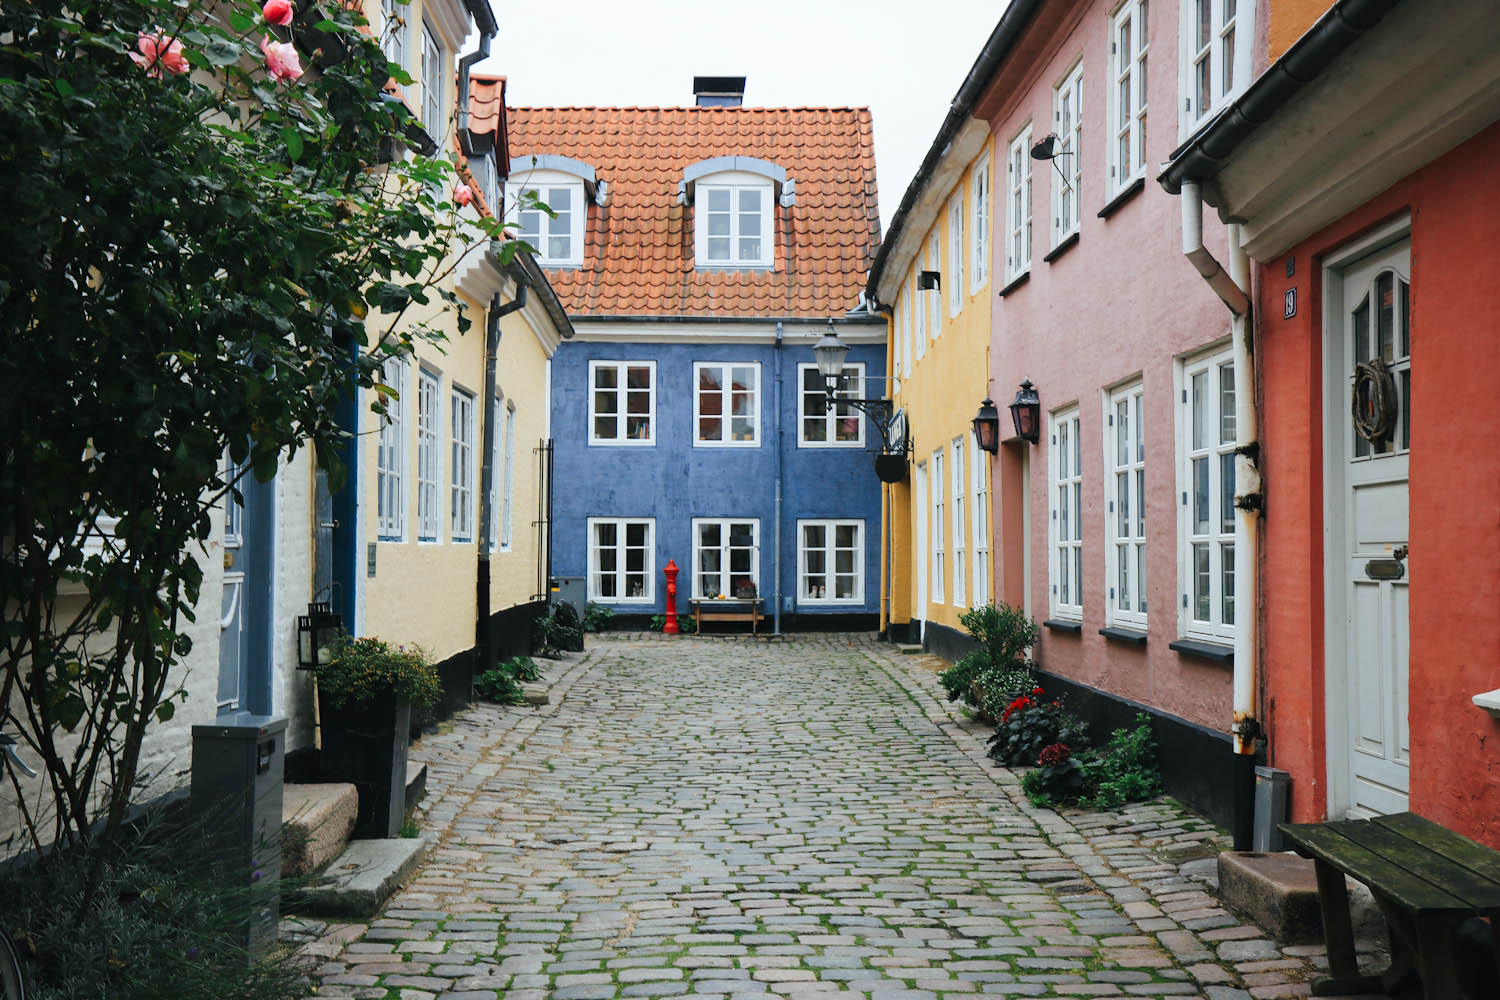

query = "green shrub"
505;656;542;682
1018;715;1164;811
938;603;1039;715
533;601;585;657
583;603;616;633
1020;742;1089;808
648;614;697;634
474;666;525;705
986;688;1089;767
315;635;440;712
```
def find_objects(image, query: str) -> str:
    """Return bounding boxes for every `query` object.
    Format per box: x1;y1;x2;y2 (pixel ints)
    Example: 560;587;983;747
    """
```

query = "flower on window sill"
261;35;303;83
262;0;295;26
130;31;190;78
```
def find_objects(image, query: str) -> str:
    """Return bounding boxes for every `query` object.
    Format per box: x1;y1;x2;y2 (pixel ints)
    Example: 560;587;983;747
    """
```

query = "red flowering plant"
987;686;1090;767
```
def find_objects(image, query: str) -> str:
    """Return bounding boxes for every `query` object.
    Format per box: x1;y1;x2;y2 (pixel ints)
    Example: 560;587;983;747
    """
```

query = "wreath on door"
1351;357;1398;445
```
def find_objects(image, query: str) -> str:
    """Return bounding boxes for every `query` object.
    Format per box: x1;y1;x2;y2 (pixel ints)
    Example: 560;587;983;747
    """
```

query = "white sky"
474;0;1009;235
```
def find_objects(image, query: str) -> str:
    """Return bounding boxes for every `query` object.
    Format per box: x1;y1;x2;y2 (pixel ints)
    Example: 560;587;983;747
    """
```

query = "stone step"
897;644;924;655
405;760;427;812
1217;851;1387;946
282;782;358;878
288;837;428;918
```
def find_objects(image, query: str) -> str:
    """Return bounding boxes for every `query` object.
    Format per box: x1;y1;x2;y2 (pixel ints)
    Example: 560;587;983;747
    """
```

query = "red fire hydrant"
663;559;680;634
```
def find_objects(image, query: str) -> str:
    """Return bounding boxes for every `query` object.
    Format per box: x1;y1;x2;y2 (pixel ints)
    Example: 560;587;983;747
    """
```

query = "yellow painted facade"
882;143;996;638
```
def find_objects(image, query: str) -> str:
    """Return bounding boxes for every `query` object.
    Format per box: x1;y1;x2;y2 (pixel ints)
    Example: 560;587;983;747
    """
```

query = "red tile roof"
502;106;880;318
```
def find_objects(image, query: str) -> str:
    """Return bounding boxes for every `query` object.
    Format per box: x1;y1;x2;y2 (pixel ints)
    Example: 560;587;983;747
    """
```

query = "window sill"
1043;231;1079;264
1169;637;1234;665
589;439;657;447
997;270;1030;298
1099;625;1148;645
1043;618;1082;634
1097;177;1145;220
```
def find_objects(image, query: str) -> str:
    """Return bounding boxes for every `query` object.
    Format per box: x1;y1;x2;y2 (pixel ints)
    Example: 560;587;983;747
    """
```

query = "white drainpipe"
1181;183;1261;758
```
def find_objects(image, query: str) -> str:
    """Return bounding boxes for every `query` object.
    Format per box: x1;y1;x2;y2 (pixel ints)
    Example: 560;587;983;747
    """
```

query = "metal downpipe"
773;322;784;636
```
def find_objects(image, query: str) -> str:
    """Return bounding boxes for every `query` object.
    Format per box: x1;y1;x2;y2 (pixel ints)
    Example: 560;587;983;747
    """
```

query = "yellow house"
868;120;995;655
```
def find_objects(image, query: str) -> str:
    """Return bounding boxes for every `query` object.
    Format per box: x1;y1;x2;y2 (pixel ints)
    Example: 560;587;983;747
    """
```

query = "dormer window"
679;157;792;270
506;157;599;268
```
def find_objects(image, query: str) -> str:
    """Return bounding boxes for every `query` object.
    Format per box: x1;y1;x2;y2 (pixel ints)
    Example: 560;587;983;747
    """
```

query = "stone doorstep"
1217;851;1388;947
282;782;358;877
406;760;427;810
288;836;429;918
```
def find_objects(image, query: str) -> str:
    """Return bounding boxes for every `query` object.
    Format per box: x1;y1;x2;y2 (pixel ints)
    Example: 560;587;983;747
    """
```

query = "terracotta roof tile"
504;106;880;319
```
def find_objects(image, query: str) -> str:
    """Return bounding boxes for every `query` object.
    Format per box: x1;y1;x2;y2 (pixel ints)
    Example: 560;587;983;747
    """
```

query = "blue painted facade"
551;331;887;619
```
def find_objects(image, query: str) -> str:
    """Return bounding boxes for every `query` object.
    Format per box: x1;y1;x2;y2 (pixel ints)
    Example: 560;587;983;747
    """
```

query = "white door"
1329;241;1411;818
914;462;929;640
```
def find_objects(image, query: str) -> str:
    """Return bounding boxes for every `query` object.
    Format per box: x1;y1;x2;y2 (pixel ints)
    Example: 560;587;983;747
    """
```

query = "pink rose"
262;0;295;26
453;184;473;206
130;31;190;78
260;35;303;83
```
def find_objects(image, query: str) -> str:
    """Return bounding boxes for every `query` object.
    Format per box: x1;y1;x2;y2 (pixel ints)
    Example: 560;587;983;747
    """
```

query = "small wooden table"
1280;811;1500;998
690;598;764;635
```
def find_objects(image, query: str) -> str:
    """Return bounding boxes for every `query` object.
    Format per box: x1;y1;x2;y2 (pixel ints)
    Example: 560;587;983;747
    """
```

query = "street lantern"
813;321;850;393
1008;379;1041;444
971;397;1001;454
296;601;343;670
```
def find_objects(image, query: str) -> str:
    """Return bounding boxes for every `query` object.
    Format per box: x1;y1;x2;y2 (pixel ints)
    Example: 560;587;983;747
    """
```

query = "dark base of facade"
606;611;880;634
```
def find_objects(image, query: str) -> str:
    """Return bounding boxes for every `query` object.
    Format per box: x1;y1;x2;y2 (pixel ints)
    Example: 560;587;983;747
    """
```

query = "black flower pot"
317;689;410;839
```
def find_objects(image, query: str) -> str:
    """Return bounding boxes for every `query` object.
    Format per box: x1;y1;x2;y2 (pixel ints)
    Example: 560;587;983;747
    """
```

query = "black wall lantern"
1008;379;1041;444
971;397;1000;454
917;270;941;291
296;601;343;671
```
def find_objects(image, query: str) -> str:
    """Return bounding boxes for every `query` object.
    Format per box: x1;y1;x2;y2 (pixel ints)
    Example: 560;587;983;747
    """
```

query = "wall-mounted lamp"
917;270;941;291
812;320;908;474
1008;379;1041;444
296;601;343;671
971;398;1000;454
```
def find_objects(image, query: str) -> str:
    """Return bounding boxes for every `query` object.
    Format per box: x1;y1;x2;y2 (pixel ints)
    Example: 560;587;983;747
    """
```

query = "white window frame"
930;447;945;604
693;361;761;447
691;518;760;600
380;0;407;75
947;197;965;317
1105;382;1147;629
1109;0;1150;196
589;360;656;446
488;392;502;553
450;386;475;542
951;438;967;608
912;272;926;361
1178;345;1238;642
798;362;865;448
797;519;865;605
900;290;913;375
587;517;655;604
693;171;775;269
926;233;942;338
1049;407;1083;621
505;171;585;268
971;440;990;607
971;152;991;293
420;21;443;136
376;355;408;542
1052;61;1083;247
501;400;516;550
1180;0;1253;135
1005;124;1033;281
416;367;442;543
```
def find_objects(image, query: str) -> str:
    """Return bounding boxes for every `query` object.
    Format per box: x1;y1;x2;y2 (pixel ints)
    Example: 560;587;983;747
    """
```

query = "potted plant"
734;579;758;600
314;636;440;838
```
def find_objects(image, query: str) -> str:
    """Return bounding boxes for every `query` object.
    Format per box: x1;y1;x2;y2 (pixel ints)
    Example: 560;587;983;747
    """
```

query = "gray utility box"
191;713;287;957
550;575;585;612
1252;765;1292;852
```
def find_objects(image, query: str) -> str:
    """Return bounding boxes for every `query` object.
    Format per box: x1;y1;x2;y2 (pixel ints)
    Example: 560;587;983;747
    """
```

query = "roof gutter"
1157;0;1401;196
864;0;1045;303
503;249;575;341
456;0;499;158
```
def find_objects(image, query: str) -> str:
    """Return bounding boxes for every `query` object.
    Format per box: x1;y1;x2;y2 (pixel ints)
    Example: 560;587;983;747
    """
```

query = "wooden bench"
690;599;764;635
1280;811;1500;998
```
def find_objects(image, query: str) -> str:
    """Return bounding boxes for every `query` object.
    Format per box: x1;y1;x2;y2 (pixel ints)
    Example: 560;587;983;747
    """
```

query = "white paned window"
1110;0;1150;194
696;180;774;268
912;273;926;361
799;520;863;604
947;197;965;317
507;174;584;267
1052;62;1083;246
692;519;759;600
971;440;990;607
926;234;942;337
931;448;946;604
588;518;654;603
951;438;967;607
416;367;442;542
695;362;760;446
1050;408;1083;620
376;355;408;541
799;363;864;447
1181;349;1236;640
380;0;407;74
1006;125;1033;281
501;400;516;550
450;387;475;542
1182;0;1252;132
421;22;443;135
1106;383;1147;628
971;153;991;292
488;393;502;552
894;298;906;380
590;360;655;445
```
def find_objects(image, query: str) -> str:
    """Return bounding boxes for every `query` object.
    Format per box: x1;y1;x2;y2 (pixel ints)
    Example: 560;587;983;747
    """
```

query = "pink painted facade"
978;0;1263;736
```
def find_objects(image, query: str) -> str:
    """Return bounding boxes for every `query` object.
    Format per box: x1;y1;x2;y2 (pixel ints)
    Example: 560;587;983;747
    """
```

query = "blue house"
508;79;887;629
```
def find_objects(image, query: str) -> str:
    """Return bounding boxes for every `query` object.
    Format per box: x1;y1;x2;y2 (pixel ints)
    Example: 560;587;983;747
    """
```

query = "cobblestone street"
300;634;1382;1000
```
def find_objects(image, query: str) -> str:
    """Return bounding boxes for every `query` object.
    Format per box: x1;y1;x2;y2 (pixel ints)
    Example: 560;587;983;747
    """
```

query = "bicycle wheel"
0;931;23;1000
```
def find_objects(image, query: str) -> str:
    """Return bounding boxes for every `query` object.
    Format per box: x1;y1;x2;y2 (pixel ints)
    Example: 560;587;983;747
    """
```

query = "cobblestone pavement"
296;633;1388;1000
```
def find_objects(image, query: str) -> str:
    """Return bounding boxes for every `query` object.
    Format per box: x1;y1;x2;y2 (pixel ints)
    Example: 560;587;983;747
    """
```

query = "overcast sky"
474;0;1009;234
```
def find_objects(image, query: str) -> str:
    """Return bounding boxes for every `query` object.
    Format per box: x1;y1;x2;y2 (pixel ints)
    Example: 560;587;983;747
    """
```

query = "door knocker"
1351;357;1398;445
